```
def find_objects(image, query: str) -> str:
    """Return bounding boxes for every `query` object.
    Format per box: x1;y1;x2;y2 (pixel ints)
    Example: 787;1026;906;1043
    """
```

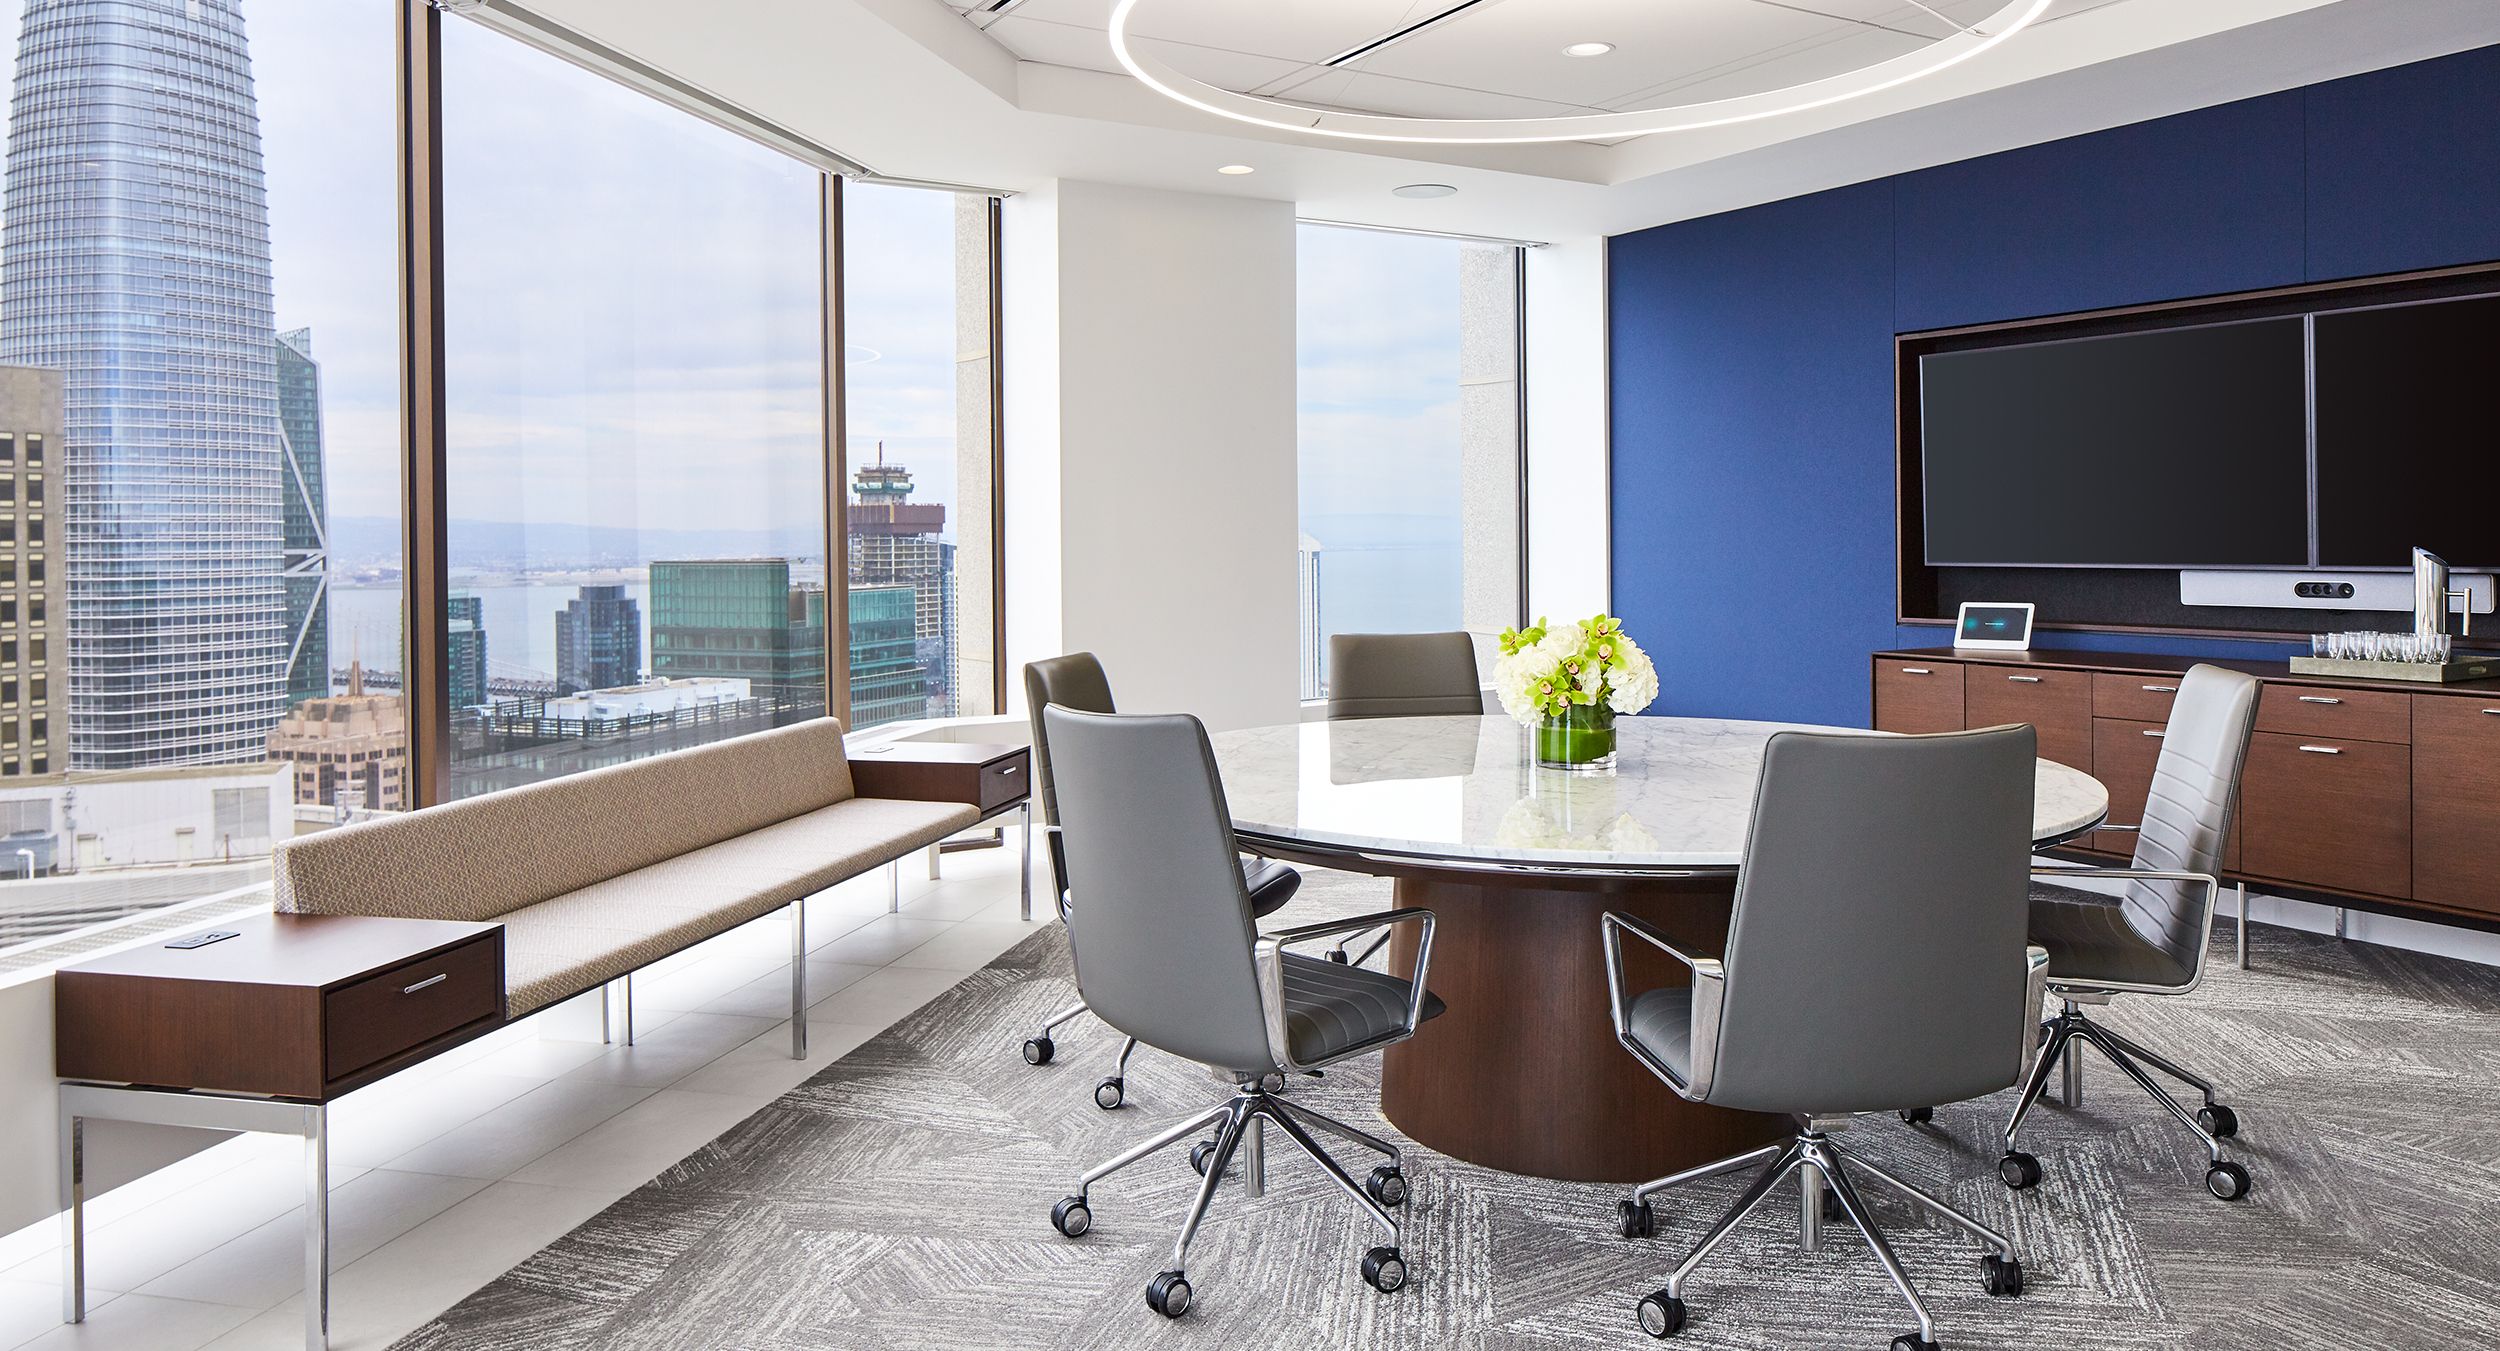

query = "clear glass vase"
1534;703;1617;772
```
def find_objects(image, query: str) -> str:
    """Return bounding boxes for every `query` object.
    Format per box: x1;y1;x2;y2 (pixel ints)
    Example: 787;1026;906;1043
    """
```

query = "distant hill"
328;516;827;569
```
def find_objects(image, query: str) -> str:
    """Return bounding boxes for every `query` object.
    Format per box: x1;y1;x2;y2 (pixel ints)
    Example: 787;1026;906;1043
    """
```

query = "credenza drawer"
2093;673;2182;724
323;933;503;1083
979;751;1032;811
2413;697;2500;918
2240;731;2410;899
1965;665;2092;773
1873;660;1964;735
2256;684;2410;745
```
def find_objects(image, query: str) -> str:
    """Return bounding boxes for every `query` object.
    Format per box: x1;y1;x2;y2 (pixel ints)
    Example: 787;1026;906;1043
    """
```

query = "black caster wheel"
1981;1253;2024;1297
1189;1139;1220;1177
1898;1106;1934;1125
2205;1160;2251;1201
1050;1195;1091;1238
1094;1077;1125;1111
1619;1198;1657;1240
1361;1246;1407;1293
1145;1269;1192;1318
1021;1036;1054;1066
1635;1291;1686;1338
1365;1165;1408;1208
2196;1104;2240;1139
1999;1151;2043;1191
1891;1336;1940;1351
1326;948;1350;964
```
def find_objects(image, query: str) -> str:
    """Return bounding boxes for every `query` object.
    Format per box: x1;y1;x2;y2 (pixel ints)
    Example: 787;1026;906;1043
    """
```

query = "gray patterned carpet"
394;870;2500;1350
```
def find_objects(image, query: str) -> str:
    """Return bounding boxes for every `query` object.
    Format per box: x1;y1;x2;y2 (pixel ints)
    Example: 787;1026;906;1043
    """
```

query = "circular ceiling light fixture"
1217;163;1256;175
1562;42;1614;58
1107;0;2050;145
1392;183;1458;199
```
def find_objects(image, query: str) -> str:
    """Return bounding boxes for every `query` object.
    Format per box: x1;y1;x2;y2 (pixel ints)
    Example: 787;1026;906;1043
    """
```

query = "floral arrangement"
1491;613;1659;729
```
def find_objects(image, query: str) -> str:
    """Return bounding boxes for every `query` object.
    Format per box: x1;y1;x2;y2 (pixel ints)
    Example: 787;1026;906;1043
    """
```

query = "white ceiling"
512;0;2500;242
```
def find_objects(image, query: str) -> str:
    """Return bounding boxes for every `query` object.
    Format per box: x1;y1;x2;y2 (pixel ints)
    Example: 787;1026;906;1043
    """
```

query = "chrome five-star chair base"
2000;997;2249;1201
1621;1117;2023;1350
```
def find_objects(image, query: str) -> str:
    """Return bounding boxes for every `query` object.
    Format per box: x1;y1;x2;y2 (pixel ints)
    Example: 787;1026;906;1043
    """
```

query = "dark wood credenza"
1873;647;2500;928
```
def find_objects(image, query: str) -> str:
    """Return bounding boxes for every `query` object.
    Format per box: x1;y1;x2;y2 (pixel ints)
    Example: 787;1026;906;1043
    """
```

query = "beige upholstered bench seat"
496;796;977;1014
274;719;981;1044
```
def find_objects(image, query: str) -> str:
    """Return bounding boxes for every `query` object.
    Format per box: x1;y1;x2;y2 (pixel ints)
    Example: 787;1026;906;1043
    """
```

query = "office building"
0;367;63;780
267;662;409;815
17;8;2500;1351
0;0;288;769
847;443;953;721
448;593;489;709
276;328;330;710
554;583;641;695
648;559;825;713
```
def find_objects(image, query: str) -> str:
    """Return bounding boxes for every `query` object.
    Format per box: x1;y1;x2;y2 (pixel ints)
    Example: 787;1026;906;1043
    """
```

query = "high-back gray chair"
2002;663;2259;1203
1325;630;1483;719
1603;726;2047;1350
1018;653;1299;1112
1040;706;1442;1320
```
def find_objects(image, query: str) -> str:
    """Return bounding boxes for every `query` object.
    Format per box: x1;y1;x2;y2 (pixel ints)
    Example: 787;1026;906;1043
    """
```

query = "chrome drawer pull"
2484;709;2500;717
2006;675;2043;683
2141;684;2177;693
2298;695;2344;705
2296;745;2343;755
402;973;448;995
996;764;1022;775
2142;729;2165;738
1898;667;1931;675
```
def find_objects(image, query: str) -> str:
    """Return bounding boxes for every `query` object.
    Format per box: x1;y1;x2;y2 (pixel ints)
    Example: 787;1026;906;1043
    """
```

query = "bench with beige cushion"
272;719;980;1060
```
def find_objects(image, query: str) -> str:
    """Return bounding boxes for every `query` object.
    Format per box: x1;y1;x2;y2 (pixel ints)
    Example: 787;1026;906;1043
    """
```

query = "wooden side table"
53;914;504;1351
851;740;1035;917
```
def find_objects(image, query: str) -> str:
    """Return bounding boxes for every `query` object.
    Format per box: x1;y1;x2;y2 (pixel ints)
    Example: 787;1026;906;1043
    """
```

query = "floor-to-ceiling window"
437;17;829;799
841;183;998;729
1296;223;1523;700
0;0;404;971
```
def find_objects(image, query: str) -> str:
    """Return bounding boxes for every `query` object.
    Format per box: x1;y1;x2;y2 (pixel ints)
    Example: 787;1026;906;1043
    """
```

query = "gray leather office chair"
1039;706;1443;1319
2002;663;2259;1203
1020;653;1301;1112
1325;630;1484;719
1605;725;2048;1350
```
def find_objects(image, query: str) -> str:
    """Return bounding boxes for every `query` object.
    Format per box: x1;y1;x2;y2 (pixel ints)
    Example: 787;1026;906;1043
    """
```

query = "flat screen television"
1919;318;2311;568
2313;294;2500;569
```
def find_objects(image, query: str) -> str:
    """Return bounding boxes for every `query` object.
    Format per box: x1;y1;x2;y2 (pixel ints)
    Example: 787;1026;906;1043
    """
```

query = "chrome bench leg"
790;899;808;1060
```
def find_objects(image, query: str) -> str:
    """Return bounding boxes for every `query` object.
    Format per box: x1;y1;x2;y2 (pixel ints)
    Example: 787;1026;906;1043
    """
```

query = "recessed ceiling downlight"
1562;42;1614;57
1392;183;1458;199
1107;0;2051;144
1217;164;1256;175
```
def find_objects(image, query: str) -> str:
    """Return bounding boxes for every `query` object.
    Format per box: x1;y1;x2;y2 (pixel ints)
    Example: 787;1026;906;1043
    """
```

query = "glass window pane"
1295;225;1521;700
0;0;403;972
439;19;827;798
841;183;996;730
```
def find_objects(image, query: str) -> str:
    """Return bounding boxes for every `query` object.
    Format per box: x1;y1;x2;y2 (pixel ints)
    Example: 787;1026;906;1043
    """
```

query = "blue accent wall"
1610;46;2500;728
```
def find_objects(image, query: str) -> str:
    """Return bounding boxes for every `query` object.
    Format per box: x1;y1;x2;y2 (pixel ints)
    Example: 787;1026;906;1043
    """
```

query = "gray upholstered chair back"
1023;652;1116;828
1326;631;1483;719
2122;664;2260;972
1041;706;1275;1075
1710;726;2038;1115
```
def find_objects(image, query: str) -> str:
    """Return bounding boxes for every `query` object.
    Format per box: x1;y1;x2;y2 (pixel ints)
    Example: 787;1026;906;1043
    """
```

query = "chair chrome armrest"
2018;944;2051;1081
2028;865;2224;994
1252;908;1436;1072
1601;911;1725;1101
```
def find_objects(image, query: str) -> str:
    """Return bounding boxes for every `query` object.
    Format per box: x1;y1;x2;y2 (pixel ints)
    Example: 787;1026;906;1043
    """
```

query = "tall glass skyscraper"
277;327;329;710
0;0;289;768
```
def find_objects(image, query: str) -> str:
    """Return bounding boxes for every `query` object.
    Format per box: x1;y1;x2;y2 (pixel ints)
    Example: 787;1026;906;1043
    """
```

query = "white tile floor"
0;841;1046;1351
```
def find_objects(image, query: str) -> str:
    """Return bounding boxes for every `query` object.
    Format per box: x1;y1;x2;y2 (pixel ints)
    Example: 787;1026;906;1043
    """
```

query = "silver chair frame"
1604;910;2046;1344
2009;862;2237;1169
1065;907;1434;1294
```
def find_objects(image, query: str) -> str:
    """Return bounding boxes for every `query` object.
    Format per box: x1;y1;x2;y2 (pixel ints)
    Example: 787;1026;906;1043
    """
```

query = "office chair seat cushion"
1279;952;1444;1064
1244;857;1301;918
1625;987;1697;1086
2029;880;2195;989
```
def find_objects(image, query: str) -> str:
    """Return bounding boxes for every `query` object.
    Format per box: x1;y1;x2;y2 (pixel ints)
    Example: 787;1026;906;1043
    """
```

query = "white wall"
1003;180;1300;732
1524;236;1611;623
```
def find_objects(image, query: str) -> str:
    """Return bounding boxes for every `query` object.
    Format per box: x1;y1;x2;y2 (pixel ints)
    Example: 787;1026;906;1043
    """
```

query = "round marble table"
1207;714;2108;1183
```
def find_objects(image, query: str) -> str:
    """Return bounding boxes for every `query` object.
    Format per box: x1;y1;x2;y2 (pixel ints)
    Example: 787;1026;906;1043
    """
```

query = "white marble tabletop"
1207;714;2109;874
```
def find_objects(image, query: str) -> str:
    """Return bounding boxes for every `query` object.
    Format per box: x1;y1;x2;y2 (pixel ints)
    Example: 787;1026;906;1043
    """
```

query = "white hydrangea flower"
1605;635;1660;715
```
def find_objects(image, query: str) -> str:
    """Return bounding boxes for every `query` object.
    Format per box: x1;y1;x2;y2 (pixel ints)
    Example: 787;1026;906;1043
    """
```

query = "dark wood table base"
1380;874;1788;1184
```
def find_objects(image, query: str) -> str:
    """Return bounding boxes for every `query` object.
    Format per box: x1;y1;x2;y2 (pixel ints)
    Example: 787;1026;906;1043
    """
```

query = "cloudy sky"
0;0;1472;568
